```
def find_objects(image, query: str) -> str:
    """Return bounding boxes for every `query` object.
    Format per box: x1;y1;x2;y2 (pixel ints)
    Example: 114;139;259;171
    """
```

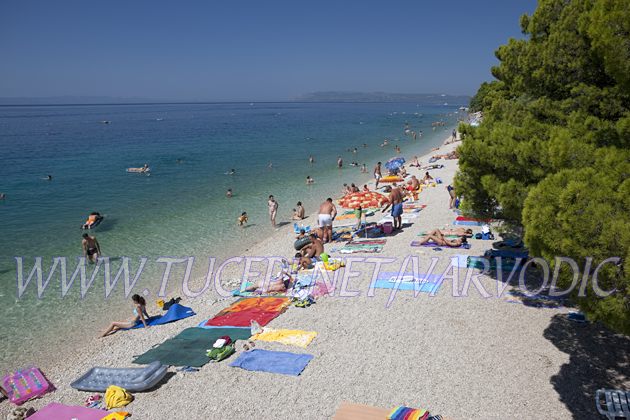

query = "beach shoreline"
3;127;625;420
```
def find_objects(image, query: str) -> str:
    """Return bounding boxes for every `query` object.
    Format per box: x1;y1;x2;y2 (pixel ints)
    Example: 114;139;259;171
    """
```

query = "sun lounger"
596;389;630;419
70;361;168;392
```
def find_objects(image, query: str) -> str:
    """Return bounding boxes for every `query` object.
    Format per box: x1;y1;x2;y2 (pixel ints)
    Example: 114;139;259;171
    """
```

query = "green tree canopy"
456;0;630;333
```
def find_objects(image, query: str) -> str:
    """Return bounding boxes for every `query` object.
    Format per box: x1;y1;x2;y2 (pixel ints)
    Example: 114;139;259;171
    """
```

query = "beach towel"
337;239;386;254
251;328;317;348
372;272;443;293
133;327;252;367
410;240;465;248
229;349;313;376
128;303;195;329
203;297;290;327
27;403;108;420
453;216;491;226
388;406;430;420
333;402;391;420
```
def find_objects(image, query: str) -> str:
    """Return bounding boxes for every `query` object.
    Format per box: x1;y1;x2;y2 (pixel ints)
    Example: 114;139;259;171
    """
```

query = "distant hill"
294;91;470;105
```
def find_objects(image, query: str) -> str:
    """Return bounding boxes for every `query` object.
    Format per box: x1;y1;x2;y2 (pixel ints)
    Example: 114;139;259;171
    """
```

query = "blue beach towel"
129;303;195;329
372;272;443;293
229;349;313;376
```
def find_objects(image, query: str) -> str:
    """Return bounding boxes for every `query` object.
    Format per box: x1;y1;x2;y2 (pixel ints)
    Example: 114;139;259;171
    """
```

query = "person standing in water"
374;161;382;188
268;195;278;227
337;156;343;168
82;233;101;263
309;155;314;164
226;188;233;198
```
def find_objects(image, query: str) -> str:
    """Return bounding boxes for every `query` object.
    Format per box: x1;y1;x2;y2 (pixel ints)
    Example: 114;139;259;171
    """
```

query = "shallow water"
0;102;461;359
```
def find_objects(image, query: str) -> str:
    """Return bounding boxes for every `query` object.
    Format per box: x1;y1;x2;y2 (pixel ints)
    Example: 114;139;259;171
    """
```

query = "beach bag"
207;343;235;362
1;367;52;405
294;236;312;251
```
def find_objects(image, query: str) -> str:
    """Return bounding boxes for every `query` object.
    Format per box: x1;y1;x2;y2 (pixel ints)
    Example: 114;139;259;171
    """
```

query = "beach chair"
596;389;630;419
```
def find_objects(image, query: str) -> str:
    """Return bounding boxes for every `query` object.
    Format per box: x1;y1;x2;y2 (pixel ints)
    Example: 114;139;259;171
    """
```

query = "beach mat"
333;402;390;420
229;349;313;376
372;272;443;293
203;297;290;328
71;360;168;392
129;303;195;329
28;403;110;420
133;327;251;367
337;239;386;254
453;216;491;226
252;328;317;348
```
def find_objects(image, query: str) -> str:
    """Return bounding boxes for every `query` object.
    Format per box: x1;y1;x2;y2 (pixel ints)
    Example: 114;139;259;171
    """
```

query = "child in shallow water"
238;212;248;226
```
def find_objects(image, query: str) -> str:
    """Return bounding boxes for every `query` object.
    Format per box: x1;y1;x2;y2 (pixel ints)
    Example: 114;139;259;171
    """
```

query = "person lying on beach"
295;252;314;270
301;233;324;258
417;230;467;247
292;202;305;220
245;270;293;294
82;233;101;263
421;228;473;238
238;212;248;226
100;294;149;337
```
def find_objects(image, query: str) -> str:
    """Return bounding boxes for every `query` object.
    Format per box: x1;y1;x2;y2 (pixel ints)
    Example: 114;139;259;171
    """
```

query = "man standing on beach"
82;233;101;263
268;195;278;227
381;184;403;230
318;198;337;243
374;162;382;188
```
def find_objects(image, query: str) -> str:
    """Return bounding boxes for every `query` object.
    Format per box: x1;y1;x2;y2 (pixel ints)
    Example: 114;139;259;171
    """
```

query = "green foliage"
456;0;630;333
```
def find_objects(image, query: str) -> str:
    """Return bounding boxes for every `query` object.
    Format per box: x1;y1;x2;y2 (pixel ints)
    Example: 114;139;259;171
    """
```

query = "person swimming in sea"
226;188;233;198
100;294;150;337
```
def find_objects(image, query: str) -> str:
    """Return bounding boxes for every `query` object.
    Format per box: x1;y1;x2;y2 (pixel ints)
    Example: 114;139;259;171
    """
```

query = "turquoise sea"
0;102;462;362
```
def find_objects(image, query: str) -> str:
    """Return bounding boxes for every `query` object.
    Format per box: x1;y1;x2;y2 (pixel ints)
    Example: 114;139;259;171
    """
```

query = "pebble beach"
1;134;629;420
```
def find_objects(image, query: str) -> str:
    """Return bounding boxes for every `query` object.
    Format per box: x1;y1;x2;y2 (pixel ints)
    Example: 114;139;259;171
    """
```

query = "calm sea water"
0;102;461;361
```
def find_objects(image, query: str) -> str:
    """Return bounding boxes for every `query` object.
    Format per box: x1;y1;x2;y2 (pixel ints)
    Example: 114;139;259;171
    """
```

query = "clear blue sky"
0;0;537;101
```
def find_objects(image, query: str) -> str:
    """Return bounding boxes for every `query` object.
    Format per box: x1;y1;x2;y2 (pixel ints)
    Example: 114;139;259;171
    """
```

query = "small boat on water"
127;164;150;174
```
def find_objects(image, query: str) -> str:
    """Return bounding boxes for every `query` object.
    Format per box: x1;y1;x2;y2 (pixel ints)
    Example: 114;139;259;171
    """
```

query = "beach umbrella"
384;157;405;171
338;191;389;209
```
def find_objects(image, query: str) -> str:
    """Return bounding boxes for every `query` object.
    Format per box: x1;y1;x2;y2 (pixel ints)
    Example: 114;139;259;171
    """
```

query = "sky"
0;0;537;101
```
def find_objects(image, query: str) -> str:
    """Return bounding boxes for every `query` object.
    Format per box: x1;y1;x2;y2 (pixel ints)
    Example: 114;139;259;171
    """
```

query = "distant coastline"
0;92;470;106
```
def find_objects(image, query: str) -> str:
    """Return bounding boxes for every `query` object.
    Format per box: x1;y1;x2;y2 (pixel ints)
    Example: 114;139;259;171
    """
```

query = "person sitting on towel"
301;233;324;259
417;229;467;247
100;294;150;338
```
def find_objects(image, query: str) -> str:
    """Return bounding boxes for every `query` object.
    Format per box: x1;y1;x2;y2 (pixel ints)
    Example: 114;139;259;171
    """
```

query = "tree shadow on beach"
543;314;630;419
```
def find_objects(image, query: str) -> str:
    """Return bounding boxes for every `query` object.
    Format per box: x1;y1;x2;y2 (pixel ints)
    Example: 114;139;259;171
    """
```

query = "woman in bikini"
100;294;150;337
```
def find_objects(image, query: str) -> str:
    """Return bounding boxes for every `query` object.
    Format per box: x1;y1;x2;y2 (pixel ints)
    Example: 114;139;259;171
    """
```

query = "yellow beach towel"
252;328;317;348
104;385;133;409
101;412;130;420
